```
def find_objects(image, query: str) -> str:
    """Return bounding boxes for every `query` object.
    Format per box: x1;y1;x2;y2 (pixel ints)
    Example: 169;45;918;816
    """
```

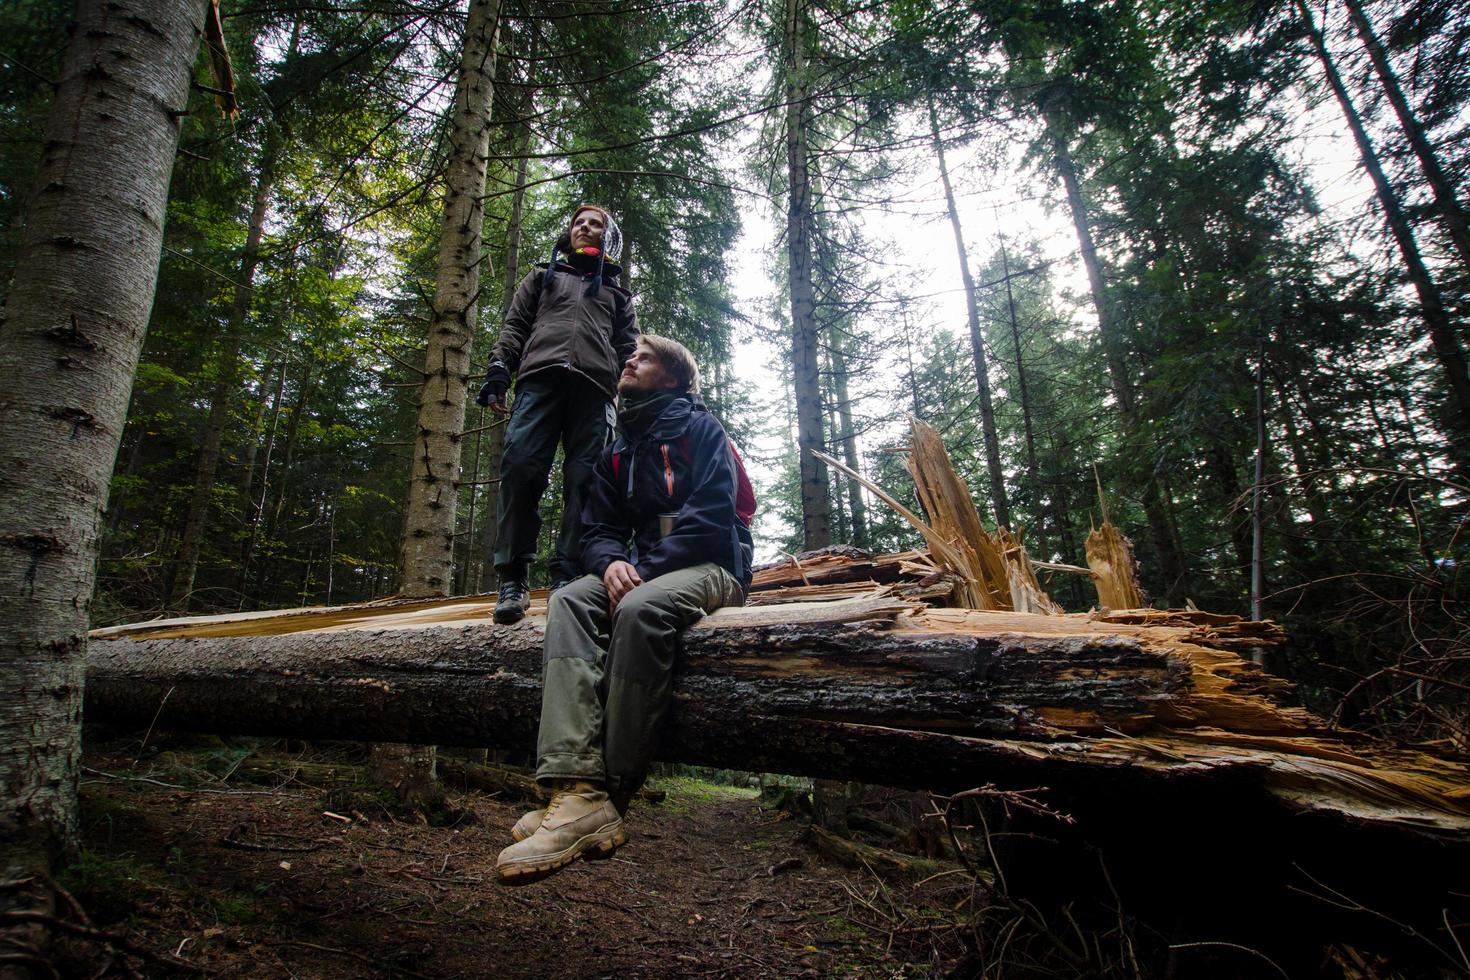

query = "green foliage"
0;0;69;286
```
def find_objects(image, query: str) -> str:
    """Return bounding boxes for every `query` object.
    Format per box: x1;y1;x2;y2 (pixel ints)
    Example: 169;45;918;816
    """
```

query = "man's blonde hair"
639;335;700;394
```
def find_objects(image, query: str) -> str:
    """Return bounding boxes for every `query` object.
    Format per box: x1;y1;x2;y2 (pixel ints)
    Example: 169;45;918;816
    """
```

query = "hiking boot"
493;579;528;624
511;808;544;842
496;782;626;885
511;807;618;859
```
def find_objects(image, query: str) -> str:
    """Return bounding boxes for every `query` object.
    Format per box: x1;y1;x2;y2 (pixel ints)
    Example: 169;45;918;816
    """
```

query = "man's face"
618;344;678;397
569;208;606;252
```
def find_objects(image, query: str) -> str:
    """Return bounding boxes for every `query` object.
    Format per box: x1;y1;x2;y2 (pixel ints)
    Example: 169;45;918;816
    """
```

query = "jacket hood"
554;204;623;262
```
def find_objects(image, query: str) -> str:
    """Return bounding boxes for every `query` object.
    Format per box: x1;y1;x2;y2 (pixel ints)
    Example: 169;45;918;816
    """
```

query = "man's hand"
476;361;512;413
603;560;642;612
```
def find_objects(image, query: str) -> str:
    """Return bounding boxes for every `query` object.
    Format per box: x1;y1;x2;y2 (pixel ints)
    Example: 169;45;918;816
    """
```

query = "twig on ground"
1168;941;1291;979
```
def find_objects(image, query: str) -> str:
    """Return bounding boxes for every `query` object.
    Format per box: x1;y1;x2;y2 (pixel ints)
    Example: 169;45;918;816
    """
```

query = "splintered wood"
1086;521;1148;610
812;420;1067;613
903;420;1011;610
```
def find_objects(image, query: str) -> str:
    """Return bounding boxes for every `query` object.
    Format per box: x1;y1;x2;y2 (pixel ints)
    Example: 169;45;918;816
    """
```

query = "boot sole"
510;826;615;859
493;606;526;625
496;825;628;886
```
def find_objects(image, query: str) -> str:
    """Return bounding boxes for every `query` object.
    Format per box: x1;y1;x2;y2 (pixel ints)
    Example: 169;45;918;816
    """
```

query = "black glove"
476;360;512;407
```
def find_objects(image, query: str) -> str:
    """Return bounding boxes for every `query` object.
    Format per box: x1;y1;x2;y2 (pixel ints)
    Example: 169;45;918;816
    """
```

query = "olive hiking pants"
535;562;743;806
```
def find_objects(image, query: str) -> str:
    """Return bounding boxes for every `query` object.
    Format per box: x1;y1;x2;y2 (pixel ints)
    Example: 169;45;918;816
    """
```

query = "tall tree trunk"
783;0;831;550
267;363;315;542
238;356;288;600
383;0;502;806
238;358;280;533
0;0;204;892
1342;0;1470;271
1251;336;1267;629
1000;244;1050;559
1297;0;1470;461
929;97;1011;530
167;131;279;611
828;328;868;549
399;0;503;597
1044;107;1188;602
900;303;924;419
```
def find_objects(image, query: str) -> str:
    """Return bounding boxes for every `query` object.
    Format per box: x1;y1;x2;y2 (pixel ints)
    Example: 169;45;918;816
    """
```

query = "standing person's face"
569;209;606;251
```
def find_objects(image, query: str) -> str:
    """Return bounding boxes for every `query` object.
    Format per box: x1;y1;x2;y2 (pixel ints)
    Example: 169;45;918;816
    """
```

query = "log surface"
86;597;1470;837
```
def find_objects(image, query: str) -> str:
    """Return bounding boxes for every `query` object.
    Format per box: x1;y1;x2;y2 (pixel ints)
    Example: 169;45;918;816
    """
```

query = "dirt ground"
55;735;973;978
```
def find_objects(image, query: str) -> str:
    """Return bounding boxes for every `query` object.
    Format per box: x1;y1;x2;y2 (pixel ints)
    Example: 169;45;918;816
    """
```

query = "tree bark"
999;244;1050;560
828;329;868;549
0;0;206;880
929;97;1011;531
85;613;1189;751
81;601;1470;842
783;0;832;550
399;0;503;596
1297;0;1470;461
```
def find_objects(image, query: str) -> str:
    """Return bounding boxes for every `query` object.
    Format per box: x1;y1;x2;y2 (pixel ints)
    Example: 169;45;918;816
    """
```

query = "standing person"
495;336;754;885
478;204;640;624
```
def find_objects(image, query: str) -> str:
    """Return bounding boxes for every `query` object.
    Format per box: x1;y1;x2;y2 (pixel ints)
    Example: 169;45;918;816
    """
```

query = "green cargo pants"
536;562;743;807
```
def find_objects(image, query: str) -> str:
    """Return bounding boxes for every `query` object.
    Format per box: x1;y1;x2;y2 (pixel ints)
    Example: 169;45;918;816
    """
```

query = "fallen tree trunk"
87;597;1187;758
87;596;1467;836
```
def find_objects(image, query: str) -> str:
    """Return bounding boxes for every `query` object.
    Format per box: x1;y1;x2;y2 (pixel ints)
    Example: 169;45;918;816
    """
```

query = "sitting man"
496;335;753;885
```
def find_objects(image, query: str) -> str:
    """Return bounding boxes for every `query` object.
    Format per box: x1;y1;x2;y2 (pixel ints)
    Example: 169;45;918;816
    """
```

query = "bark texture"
399;0;503;596
84;597;1470;840
783;0;832;550
0;0;206;874
87;607;1184;748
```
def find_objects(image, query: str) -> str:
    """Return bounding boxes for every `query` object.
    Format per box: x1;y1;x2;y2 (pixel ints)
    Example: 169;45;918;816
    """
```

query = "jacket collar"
613;393;705;449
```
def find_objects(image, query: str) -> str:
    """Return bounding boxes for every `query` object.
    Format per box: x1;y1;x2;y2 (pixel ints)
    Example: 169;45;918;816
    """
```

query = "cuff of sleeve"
586;554;620;578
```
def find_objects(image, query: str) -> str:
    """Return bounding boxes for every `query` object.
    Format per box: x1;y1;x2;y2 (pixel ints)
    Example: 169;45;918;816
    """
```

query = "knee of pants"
610;585;659;627
563;453;598;486
609;587;680;659
546;582;590;622
499;448;551;487
546;575;608;625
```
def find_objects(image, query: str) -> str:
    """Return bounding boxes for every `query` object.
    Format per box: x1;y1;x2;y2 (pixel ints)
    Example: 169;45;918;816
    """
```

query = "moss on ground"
642;774;760;813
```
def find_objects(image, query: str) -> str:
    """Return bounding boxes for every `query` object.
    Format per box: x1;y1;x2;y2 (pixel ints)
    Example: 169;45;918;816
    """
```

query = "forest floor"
55;734;975;978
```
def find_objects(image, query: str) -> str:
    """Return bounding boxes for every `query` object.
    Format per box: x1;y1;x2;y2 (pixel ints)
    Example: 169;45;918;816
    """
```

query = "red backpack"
612;436;756;527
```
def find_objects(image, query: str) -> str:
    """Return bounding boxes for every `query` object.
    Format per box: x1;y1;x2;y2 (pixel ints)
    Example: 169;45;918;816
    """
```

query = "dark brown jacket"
490;261;639;400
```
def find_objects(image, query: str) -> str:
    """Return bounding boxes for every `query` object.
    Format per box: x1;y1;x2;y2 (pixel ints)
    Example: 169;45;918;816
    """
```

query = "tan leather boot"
496;782;626;885
511;808;544;842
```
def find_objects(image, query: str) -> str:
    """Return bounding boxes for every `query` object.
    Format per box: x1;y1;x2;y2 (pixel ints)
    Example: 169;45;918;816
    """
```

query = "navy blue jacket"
580;394;753;592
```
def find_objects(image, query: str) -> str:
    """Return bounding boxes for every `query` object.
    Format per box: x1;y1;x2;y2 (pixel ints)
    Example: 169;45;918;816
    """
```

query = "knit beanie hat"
547;204;623;295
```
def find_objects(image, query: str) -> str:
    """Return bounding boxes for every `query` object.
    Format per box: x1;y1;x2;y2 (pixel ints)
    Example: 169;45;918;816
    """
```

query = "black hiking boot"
494;579;529;624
